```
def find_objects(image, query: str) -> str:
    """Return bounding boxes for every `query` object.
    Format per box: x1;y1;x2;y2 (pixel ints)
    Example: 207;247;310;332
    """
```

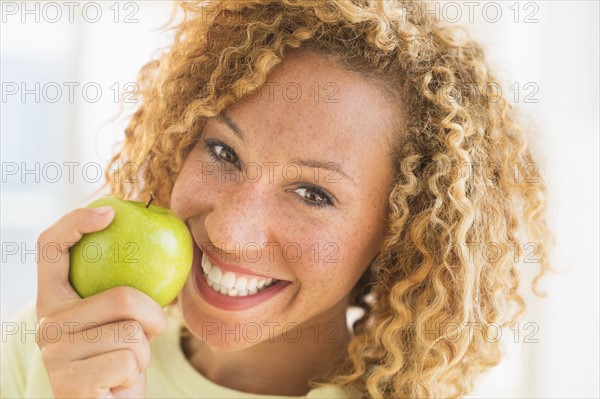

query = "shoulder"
1;304;54;398
306;384;360;398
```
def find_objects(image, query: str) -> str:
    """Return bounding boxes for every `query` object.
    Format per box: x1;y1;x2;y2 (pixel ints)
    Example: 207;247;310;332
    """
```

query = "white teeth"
201;254;280;297
208;266;222;285
221;272;236;289
234;277;248;292
202;255;212;274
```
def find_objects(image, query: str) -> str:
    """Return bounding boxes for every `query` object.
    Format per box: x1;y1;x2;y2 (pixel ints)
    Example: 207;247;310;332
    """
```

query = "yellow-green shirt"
1;305;352;398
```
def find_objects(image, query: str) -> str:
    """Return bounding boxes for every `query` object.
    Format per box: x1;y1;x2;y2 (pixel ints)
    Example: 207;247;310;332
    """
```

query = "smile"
201;253;279;297
191;240;291;311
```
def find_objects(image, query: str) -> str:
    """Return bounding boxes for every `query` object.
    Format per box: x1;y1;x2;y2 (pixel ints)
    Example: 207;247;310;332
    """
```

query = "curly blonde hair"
106;1;553;397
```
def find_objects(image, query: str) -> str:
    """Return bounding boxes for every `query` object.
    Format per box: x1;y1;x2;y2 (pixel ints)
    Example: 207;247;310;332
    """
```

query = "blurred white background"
1;1;598;398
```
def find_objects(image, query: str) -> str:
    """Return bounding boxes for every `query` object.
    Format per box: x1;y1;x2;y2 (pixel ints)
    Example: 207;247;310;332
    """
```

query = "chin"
180;311;273;351
198;327;260;351
177;285;277;351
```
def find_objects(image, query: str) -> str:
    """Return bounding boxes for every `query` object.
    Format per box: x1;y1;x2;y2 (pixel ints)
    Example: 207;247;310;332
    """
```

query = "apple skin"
69;196;193;307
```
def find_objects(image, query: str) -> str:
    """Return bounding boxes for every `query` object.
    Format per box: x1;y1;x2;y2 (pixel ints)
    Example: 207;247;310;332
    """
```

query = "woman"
2;0;552;398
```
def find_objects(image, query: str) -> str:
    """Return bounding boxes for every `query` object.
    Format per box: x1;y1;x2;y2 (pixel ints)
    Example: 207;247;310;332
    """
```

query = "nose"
203;182;272;261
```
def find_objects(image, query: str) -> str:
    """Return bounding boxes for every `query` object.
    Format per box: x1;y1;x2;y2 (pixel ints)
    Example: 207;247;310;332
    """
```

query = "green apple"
69;195;193;307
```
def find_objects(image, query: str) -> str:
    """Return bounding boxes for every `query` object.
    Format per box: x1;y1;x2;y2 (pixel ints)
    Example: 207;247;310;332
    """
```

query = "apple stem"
146;192;155;208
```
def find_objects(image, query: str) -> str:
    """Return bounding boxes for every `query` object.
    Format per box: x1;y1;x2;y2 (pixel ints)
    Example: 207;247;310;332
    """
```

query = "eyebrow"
218;113;245;141
216;112;355;184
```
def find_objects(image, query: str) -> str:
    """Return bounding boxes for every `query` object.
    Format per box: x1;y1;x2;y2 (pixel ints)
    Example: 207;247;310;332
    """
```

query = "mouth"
201;253;280;296
191;240;291;311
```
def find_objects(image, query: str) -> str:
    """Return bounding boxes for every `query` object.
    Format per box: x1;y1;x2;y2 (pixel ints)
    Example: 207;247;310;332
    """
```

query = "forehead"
226;50;395;148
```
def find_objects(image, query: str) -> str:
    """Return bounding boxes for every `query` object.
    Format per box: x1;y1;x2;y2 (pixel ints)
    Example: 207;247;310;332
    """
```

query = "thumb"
36;206;115;319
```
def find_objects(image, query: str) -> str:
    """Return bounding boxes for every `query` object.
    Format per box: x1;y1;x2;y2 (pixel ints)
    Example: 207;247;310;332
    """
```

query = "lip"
192;236;290;282
191;240;291;311
204;252;279;281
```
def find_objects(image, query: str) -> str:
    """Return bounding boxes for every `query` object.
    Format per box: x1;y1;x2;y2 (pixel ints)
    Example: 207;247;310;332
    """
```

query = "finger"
110;373;145;399
49;349;141;399
38;286;168;342
36;206;115;318
40;320;151;372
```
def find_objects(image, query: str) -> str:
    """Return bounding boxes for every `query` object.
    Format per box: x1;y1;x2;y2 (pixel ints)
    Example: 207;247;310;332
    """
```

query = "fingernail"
93;206;113;215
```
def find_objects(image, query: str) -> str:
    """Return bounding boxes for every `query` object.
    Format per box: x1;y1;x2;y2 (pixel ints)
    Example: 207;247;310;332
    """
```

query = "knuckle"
50;383;70;399
40;345;66;375
131;335;151;371
38;315;55;330
139;343;152;371
39;345;54;365
36;317;58;347
110;286;138;313
120;321;151;369
37;229;51;246
50;365;79;398
35;328;49;351
66;208;80;219
35;321;45;348
120;372;139;390
156;310;168;332
40;345;61;368
119;349;140;375
125;320;144;340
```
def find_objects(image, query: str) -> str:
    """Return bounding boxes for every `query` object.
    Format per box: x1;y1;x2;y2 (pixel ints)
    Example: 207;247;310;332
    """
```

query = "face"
171;49;398;350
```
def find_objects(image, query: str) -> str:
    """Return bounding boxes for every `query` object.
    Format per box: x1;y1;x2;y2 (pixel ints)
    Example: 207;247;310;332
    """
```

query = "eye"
293;185;334;208
204;139;240;167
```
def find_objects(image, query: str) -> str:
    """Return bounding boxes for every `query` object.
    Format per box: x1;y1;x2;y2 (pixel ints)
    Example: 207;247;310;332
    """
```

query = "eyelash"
291;185;334;209
203;138;335;209
204;138;241;167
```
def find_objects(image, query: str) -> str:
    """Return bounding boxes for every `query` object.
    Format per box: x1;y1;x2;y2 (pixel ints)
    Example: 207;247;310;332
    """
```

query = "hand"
35;206;168;398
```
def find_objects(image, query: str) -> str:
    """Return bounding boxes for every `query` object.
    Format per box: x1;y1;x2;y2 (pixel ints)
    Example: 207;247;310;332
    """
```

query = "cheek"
169;170;195;219
298;209;384;297
290;225;368;297
170;151;218;220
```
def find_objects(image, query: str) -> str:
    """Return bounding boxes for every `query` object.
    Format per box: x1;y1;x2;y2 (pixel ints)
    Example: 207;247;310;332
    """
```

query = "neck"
182;308;351;396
